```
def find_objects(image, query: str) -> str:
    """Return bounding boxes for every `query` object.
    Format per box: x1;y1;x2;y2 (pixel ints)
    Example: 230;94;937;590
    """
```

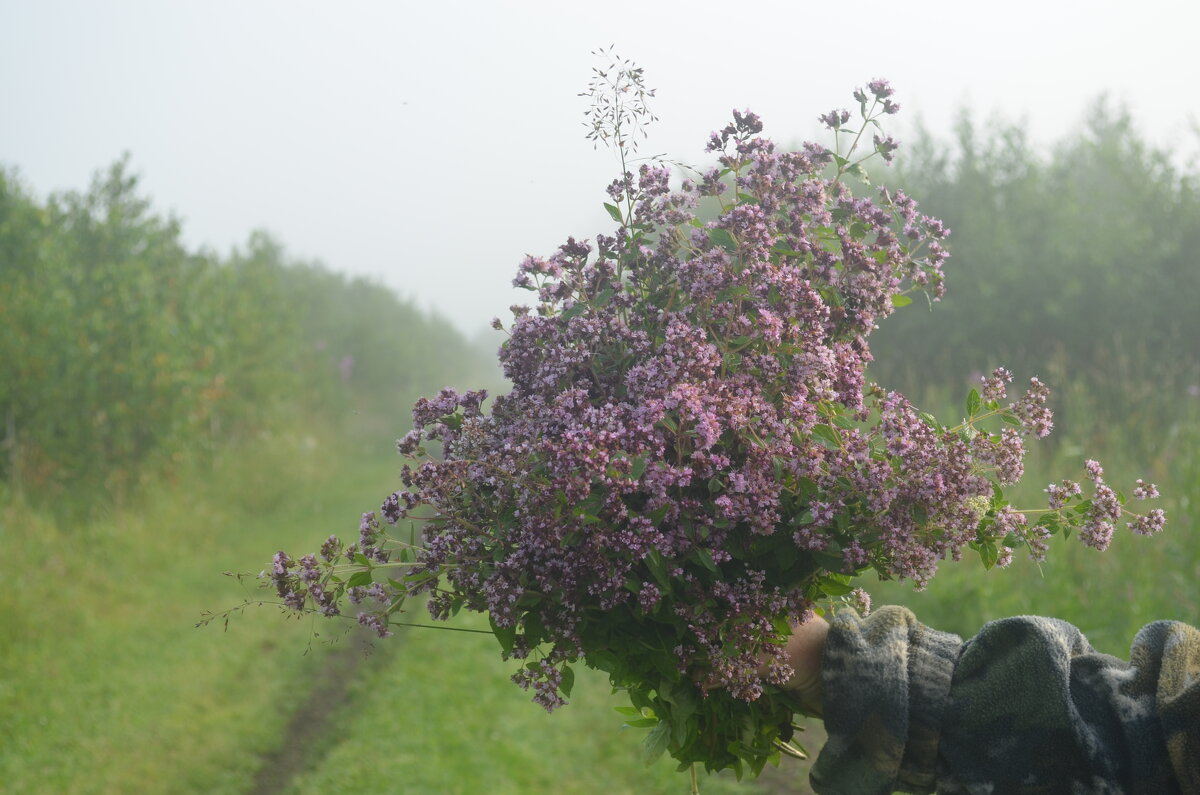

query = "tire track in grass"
249;626;400;795
246;617;817;795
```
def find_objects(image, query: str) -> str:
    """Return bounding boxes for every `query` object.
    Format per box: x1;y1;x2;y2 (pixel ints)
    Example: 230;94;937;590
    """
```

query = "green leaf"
645;550;671;589
666;682;697;719
670;711;688;746
692;547;718;574
630;456;647;480
716;285;751;302
642;720;671;766
788;509;813;527
966;388;981;417
629;689;654;714
587;650;619;672
516;591;543;609
978;541;999;570
811;424;840;448
771;244;804;257
346;570;373;588
489;616;516;655
604;202;624;223
891;294;912;308
707;227;738;252
560;665;575;698
817;575;855;596
522;612;546;645
846;163;870;183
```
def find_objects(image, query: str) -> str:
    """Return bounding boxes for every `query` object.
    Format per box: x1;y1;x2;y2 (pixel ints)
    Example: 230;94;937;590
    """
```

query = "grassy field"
0;422;798;794
280;612;785;795
2;389;1195;794
0;426;389;793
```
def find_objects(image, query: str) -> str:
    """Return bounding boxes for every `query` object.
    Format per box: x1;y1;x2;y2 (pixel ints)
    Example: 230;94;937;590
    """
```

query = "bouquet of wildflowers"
259;60;1166;781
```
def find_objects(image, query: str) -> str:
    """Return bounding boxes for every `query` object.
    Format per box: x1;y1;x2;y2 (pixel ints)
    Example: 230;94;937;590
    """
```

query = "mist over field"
3;1;1198;335
2;3;1198;792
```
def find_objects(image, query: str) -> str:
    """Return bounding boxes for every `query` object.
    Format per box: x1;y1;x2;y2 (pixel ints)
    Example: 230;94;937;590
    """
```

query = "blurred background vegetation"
1;100;1197;793
0;156;488;501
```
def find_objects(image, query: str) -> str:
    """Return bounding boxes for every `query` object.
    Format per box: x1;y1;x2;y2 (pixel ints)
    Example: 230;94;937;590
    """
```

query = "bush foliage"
871;102;1200;440
0;157;487;499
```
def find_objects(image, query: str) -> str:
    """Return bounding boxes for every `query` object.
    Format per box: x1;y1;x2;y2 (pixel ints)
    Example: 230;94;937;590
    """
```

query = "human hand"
778;614;829;717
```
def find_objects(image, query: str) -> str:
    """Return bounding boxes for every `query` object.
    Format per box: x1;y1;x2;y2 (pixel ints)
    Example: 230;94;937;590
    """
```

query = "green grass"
0;424;799;794
283;612;780;795
2;388;1194;794
0;427;400;794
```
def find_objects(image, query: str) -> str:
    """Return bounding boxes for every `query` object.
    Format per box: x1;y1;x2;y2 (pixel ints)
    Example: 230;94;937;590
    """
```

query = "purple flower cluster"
259;81;1166;767
270;550;341;615
512;659;568;711
384;90;982;704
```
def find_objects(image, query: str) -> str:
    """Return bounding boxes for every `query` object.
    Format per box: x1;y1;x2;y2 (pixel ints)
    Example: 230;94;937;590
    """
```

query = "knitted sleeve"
809;605;1200;794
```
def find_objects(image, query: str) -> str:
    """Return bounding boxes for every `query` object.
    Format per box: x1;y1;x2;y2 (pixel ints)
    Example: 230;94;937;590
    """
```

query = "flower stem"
386;620;493;635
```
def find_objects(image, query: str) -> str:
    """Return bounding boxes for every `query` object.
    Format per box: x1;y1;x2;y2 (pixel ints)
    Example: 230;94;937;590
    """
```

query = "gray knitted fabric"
810;606;1200;794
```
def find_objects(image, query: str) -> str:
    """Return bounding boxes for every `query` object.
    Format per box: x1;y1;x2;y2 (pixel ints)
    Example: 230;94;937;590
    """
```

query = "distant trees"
0;158;489;498
869;101;1200;442
7;102;1194;496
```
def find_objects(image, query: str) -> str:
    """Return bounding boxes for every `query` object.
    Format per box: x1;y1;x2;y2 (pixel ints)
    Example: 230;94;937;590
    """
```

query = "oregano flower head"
257;69;1165;777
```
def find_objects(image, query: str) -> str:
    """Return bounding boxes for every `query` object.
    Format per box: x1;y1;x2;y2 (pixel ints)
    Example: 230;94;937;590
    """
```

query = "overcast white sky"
3;0;1197;335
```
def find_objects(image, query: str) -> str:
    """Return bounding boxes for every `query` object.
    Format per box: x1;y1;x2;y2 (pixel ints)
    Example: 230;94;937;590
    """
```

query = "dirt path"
249;627;398;795
245;623;819;795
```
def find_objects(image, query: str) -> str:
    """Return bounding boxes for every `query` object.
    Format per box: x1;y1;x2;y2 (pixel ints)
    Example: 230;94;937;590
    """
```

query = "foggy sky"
2;0;1196;335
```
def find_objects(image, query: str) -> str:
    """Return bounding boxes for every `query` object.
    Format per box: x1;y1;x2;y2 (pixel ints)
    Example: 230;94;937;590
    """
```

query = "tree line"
4;102;1194;497
0;157;489;499
870;101;1199;446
